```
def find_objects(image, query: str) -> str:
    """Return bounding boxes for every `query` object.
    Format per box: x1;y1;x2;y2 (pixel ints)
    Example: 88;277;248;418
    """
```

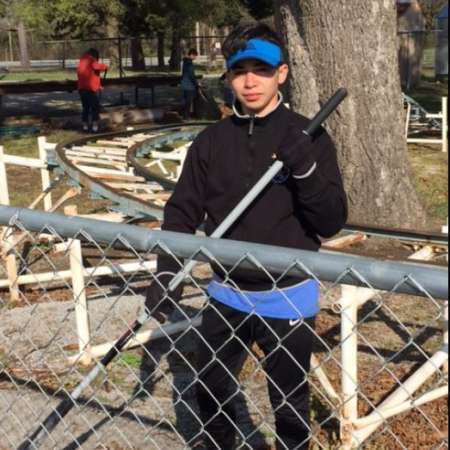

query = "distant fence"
1;29;448;81
0;205;447;449
0;34;227;72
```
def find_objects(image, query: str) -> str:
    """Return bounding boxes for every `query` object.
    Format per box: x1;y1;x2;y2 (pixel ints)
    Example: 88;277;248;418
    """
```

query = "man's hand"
276;125;317;178
145;273;183;324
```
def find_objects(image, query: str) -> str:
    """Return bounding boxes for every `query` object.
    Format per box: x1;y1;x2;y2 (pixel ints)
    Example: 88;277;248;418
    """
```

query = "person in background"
181;48;199;120
77;48;108;133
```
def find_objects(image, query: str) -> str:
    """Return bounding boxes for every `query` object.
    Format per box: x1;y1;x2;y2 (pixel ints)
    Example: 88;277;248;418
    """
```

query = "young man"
146;23;348;450
77;48;108;133
181;48;199;120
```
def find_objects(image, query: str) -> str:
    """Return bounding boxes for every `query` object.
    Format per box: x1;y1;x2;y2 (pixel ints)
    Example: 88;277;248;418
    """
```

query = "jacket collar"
232;92;285;136
232;92;284;120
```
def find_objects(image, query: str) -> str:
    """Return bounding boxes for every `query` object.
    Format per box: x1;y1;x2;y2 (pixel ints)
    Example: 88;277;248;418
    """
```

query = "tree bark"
157;32;166;69
130;38;146;71
17;22;30;69
106;17;120;70
274;0;427;229
169;18;183;72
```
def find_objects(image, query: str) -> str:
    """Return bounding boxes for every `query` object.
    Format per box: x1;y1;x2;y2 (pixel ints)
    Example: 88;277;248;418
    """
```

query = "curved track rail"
55;124;449;248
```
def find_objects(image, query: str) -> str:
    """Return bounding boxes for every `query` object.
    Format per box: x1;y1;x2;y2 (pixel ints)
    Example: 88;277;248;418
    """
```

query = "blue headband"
226;38;283;70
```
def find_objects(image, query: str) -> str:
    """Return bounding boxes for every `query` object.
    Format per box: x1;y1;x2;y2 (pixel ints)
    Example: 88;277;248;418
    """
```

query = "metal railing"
0;206;448;450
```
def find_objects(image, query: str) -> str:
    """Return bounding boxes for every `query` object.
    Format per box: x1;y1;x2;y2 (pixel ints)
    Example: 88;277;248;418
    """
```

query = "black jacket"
160;103;348;290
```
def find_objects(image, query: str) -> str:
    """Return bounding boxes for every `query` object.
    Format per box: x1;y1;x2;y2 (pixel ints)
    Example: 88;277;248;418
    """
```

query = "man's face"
227;59;289;115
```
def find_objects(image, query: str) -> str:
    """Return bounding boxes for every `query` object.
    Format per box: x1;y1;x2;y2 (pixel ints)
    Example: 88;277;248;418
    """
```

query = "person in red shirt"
77;48;108;133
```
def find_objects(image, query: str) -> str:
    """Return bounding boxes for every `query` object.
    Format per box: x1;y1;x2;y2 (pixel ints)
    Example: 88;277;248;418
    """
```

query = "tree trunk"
274;0;427;229
17;22;30;69
157;32;166;69
130;38;146;71
169;18;183;71
106;18;120;70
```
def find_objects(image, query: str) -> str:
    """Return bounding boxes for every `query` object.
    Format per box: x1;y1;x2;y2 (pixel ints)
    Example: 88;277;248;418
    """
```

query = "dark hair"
87;48;100;60
222;22;283;60
188;48;199;56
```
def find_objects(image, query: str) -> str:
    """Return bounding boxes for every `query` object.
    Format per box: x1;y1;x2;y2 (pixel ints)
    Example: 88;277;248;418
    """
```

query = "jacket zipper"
249;115;256;137
246;115;256;191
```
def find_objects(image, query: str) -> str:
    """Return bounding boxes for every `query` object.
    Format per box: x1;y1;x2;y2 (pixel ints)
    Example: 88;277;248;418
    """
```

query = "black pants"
79;90;100;123
196;300;315;450
183;89;196;120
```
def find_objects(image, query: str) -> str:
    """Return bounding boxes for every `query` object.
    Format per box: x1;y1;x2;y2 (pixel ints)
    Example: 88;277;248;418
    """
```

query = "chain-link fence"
0;206;448;450
398;29;448;92
0;32;226;73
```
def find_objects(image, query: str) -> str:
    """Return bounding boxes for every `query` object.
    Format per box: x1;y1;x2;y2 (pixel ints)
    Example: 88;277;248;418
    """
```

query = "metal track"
54;124;448;247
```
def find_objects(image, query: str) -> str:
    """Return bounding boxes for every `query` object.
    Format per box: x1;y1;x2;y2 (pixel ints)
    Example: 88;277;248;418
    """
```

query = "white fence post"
442;97;448;154
66;205;92;366
443;300;449;374
0;146;20;303
340;285;359;449
38;136;53;211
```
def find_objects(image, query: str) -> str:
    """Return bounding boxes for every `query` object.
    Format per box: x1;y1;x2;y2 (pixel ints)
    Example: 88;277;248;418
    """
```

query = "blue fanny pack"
207;279;320;320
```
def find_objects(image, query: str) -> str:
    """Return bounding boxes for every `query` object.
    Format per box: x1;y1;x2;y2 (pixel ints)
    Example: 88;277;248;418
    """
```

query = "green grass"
409;145;449;221
0;70;78;83
0;68;188;83
118;351;143;369
0;130;80;157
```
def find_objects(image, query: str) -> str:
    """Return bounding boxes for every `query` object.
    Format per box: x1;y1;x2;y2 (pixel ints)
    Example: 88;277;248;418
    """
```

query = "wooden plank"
134;192;172;201
72;145;128;156
87;172;146;182
51;187;82;211
66;205;92;365
323;233;368;250
76;165;133;176
38;137;53;211
65;149;127;162
95;140;133;148
0;147;10;205
105;182;162;192
2;154;46;169
67;155;128;169
79;212;126;222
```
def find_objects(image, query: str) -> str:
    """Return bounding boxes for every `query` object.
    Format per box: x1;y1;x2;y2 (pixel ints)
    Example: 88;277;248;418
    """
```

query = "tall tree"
241;0;274;19
275;0;427;229
418;0;448;29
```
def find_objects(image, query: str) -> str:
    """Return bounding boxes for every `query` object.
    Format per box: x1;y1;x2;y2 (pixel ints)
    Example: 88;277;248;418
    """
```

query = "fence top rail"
0;205;447;300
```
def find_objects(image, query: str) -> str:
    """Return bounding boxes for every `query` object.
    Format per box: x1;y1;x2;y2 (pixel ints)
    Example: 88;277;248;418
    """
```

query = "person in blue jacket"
181;48;199;120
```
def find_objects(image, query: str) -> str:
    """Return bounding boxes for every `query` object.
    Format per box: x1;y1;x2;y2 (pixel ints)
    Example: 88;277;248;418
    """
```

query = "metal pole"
0;206;447;300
